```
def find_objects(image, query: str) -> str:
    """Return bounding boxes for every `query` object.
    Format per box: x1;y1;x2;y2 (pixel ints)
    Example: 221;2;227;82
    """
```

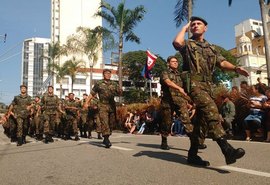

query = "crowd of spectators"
123;78;270;143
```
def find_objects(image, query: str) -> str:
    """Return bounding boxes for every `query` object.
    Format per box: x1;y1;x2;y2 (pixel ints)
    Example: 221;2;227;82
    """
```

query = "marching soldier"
84;69;122;148
8;85;32;146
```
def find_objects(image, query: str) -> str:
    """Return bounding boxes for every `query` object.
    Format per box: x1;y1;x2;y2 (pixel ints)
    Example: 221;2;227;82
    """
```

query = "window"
74;78;86;85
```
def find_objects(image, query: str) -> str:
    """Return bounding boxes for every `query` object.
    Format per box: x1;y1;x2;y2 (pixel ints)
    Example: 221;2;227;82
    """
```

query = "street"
0;127;269;185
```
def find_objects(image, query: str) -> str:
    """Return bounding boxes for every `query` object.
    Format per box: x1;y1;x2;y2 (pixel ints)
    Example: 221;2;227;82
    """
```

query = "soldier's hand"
184;124;194;135
178;87;187;97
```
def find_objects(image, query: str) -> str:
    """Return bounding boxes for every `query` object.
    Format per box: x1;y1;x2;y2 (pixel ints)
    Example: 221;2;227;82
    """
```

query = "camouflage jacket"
179;38;226;82
64;99;80;117
160;67;183;103
41;93;60;114
91;79;119;108
11;94;32;118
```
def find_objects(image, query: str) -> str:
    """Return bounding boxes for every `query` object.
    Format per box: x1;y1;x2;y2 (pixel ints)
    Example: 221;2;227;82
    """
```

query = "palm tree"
174;0;194;37
41;41;66;86
65;26;114;91
229;0;270;85
47;62;68;99
95;0;146;94
63;57;86;92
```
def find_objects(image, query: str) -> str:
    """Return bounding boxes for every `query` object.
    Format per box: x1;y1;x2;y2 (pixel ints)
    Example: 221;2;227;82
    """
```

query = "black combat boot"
97;133;102;139
187;145;210;166
103;135;112;148
216;137;245;165
48;135;54;143
10;136;17;143
160;136;170;150
74;134;80;141
17;137;23;146
22;136;26;144
44;135;49;144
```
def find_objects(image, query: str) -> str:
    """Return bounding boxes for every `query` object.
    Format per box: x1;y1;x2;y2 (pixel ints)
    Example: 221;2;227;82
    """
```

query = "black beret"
190;16;208;26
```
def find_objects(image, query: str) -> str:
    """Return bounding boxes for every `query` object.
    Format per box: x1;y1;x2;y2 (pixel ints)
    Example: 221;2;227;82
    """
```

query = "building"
50;0;103;98
231;19;268;87
22;37;51;97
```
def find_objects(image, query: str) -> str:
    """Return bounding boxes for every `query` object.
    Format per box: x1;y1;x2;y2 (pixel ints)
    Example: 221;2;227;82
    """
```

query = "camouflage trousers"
64;115;79;136
189;85;225;146
29;115;43;135
88;113;101;133
16;116;29;137
98;104;116;136
43;113;58;136
160;96;192;137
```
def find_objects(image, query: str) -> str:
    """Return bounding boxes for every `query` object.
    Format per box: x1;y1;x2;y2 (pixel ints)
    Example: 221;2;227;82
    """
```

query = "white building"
231;19;268;87
51;0;103;98
22;37;51;97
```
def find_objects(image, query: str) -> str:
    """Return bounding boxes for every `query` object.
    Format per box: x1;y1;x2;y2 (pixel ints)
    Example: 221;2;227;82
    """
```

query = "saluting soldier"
173;16;249;166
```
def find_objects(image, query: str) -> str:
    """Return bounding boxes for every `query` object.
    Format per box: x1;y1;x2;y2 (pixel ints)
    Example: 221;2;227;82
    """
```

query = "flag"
141;50;157;79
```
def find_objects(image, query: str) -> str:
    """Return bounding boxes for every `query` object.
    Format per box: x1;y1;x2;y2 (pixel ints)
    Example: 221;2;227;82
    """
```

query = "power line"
0;52;21;64
0;41;22;59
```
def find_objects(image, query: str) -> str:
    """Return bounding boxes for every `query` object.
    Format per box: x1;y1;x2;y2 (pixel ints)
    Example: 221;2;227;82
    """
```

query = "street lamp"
89;60;94;92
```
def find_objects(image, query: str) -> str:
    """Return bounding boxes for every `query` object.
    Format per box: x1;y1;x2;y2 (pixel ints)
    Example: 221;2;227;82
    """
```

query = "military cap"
103;69;112;74
190;16;208;26
20;84;27;89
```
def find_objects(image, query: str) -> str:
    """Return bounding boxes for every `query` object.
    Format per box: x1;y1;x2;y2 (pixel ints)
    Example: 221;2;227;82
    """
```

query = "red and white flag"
146;50;157;71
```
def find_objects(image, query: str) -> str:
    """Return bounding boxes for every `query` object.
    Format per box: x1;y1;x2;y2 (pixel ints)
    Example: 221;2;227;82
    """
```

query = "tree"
47;62;68;99
122;50;166;86
212;45;238;84
174;0;194;37
95;0;146;96
62;57;86;92
122;50;166;102
65;26;114;91
229;0;270;85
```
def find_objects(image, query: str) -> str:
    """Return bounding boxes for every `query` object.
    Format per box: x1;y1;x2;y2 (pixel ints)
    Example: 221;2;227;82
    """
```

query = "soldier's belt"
190;75;212;82
171;92;183;96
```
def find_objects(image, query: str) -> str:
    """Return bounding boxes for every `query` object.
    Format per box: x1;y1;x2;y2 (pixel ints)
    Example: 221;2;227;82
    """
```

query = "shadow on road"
137;143;189;152
133;150;230;174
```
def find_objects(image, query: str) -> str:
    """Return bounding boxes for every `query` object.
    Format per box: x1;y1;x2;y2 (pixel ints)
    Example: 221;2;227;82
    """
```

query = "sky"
0;0;262;104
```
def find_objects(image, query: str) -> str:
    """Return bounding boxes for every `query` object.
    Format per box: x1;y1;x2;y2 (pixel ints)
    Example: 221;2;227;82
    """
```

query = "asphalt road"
0;126;269;185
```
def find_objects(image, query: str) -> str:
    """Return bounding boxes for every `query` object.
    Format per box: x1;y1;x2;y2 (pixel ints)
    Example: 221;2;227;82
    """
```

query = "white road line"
219;166;270;178
111;146;133;151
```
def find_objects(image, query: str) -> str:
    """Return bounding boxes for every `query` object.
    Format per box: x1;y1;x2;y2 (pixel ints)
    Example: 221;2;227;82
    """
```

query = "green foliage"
122;50;166;83
212;45;238;84
123;88;149;103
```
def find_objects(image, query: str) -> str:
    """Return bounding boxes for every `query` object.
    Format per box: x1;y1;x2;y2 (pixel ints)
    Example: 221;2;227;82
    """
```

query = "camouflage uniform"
160;67;193;137
11;94;32;141
91;79;119;136
41;93;60;141
79;98;89;138
176;38;243;165
64;99;80;139
87;97;101;138
32;100;43;140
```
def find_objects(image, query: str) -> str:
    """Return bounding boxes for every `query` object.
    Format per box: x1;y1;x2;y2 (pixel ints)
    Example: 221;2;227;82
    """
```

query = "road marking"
111;146;133;151
219;166;270;178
